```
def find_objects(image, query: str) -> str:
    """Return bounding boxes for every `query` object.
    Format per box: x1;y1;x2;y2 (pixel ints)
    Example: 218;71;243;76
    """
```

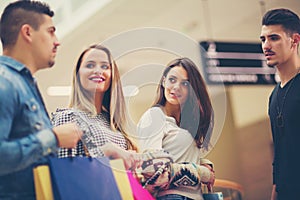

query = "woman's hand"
52;123;83;148
101;143;142;170
118;149;143;170
201;163;215;192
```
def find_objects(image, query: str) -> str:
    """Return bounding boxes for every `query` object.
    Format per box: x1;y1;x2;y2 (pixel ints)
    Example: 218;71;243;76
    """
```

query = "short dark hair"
0;0;54;48
262;8;300;36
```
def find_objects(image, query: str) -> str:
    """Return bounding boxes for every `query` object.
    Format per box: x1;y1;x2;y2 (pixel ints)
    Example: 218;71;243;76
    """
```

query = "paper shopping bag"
127;171;155;200
110;159;134;200
48;156;122;200
33;165;54;200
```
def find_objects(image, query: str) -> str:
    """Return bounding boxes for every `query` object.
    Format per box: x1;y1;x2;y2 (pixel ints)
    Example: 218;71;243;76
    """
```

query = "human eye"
168;77;176;83
270;35;280;41
48;27;56;36
181;81;190;87
259;36;265;43
101;64;110;70
86;63;95;68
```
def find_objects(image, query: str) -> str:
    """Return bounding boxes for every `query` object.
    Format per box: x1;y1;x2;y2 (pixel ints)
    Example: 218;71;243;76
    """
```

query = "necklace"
276;69;300;127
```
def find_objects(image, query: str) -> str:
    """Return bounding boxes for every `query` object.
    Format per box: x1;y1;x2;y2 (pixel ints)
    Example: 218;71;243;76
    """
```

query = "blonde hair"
69;44;137;151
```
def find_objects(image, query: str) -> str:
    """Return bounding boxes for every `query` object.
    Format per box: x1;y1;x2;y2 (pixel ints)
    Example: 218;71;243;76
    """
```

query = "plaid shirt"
51;108;128;158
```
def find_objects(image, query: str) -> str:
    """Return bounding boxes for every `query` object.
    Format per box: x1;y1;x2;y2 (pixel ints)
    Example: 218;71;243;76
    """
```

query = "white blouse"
137;106;211;200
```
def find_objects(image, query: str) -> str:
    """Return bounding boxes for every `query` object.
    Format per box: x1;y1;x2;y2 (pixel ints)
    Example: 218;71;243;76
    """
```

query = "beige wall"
203;87;274;200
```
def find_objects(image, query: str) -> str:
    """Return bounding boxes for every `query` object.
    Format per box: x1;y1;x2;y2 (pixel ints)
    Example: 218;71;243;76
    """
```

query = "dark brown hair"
154;57;214;150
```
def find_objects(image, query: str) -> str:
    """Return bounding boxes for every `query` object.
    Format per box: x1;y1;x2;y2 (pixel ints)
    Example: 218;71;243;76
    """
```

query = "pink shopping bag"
127;171;155;200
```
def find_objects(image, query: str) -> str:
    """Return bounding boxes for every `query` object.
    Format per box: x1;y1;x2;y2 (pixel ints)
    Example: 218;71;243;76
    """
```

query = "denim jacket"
0;56;57;199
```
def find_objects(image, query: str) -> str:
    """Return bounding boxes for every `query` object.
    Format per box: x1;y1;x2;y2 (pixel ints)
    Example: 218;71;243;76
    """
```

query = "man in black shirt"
260;8;300;200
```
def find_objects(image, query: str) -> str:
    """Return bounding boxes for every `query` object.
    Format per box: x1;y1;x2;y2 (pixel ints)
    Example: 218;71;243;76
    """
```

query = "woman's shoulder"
51;108;75;126
141;106;165;120
52;107;75;117
137;106;167;129
149;106;165;114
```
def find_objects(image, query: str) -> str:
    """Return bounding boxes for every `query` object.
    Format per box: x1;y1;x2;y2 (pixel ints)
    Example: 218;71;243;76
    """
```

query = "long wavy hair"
153;57;214;150
69;44;137;151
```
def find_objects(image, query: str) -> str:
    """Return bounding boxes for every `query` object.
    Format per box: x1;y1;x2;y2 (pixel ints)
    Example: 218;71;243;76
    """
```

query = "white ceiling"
1;0;300;117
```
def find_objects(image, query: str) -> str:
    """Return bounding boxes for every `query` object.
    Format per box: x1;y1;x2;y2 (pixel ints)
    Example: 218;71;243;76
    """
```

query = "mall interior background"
1;0;300;199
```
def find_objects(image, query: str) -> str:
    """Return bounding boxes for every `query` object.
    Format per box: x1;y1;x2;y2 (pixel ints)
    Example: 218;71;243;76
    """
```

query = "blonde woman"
52;44;141;170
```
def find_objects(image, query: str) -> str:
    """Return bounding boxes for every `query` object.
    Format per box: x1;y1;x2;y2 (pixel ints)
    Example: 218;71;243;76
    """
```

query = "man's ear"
292;33;300;45
20;24;32;42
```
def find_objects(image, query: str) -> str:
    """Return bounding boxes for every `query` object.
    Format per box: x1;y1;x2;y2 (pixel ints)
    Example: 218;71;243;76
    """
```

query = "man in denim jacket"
0;1;82;199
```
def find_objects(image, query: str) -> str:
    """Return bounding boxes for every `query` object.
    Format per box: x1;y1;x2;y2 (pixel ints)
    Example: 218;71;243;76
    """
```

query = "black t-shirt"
268;73;300;194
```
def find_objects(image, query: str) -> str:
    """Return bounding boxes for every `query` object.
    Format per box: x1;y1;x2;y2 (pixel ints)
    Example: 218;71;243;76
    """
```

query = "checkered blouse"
51;108;128;158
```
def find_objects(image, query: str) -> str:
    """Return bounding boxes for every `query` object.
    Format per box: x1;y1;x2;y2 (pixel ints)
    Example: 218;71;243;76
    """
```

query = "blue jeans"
157;194;193;200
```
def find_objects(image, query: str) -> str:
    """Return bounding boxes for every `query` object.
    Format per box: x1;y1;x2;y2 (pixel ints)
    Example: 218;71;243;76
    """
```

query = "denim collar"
0;55;28;72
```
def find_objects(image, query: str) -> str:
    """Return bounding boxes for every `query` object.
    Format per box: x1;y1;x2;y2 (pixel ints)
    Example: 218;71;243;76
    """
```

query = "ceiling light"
47;86;71;96
47;85;139;97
